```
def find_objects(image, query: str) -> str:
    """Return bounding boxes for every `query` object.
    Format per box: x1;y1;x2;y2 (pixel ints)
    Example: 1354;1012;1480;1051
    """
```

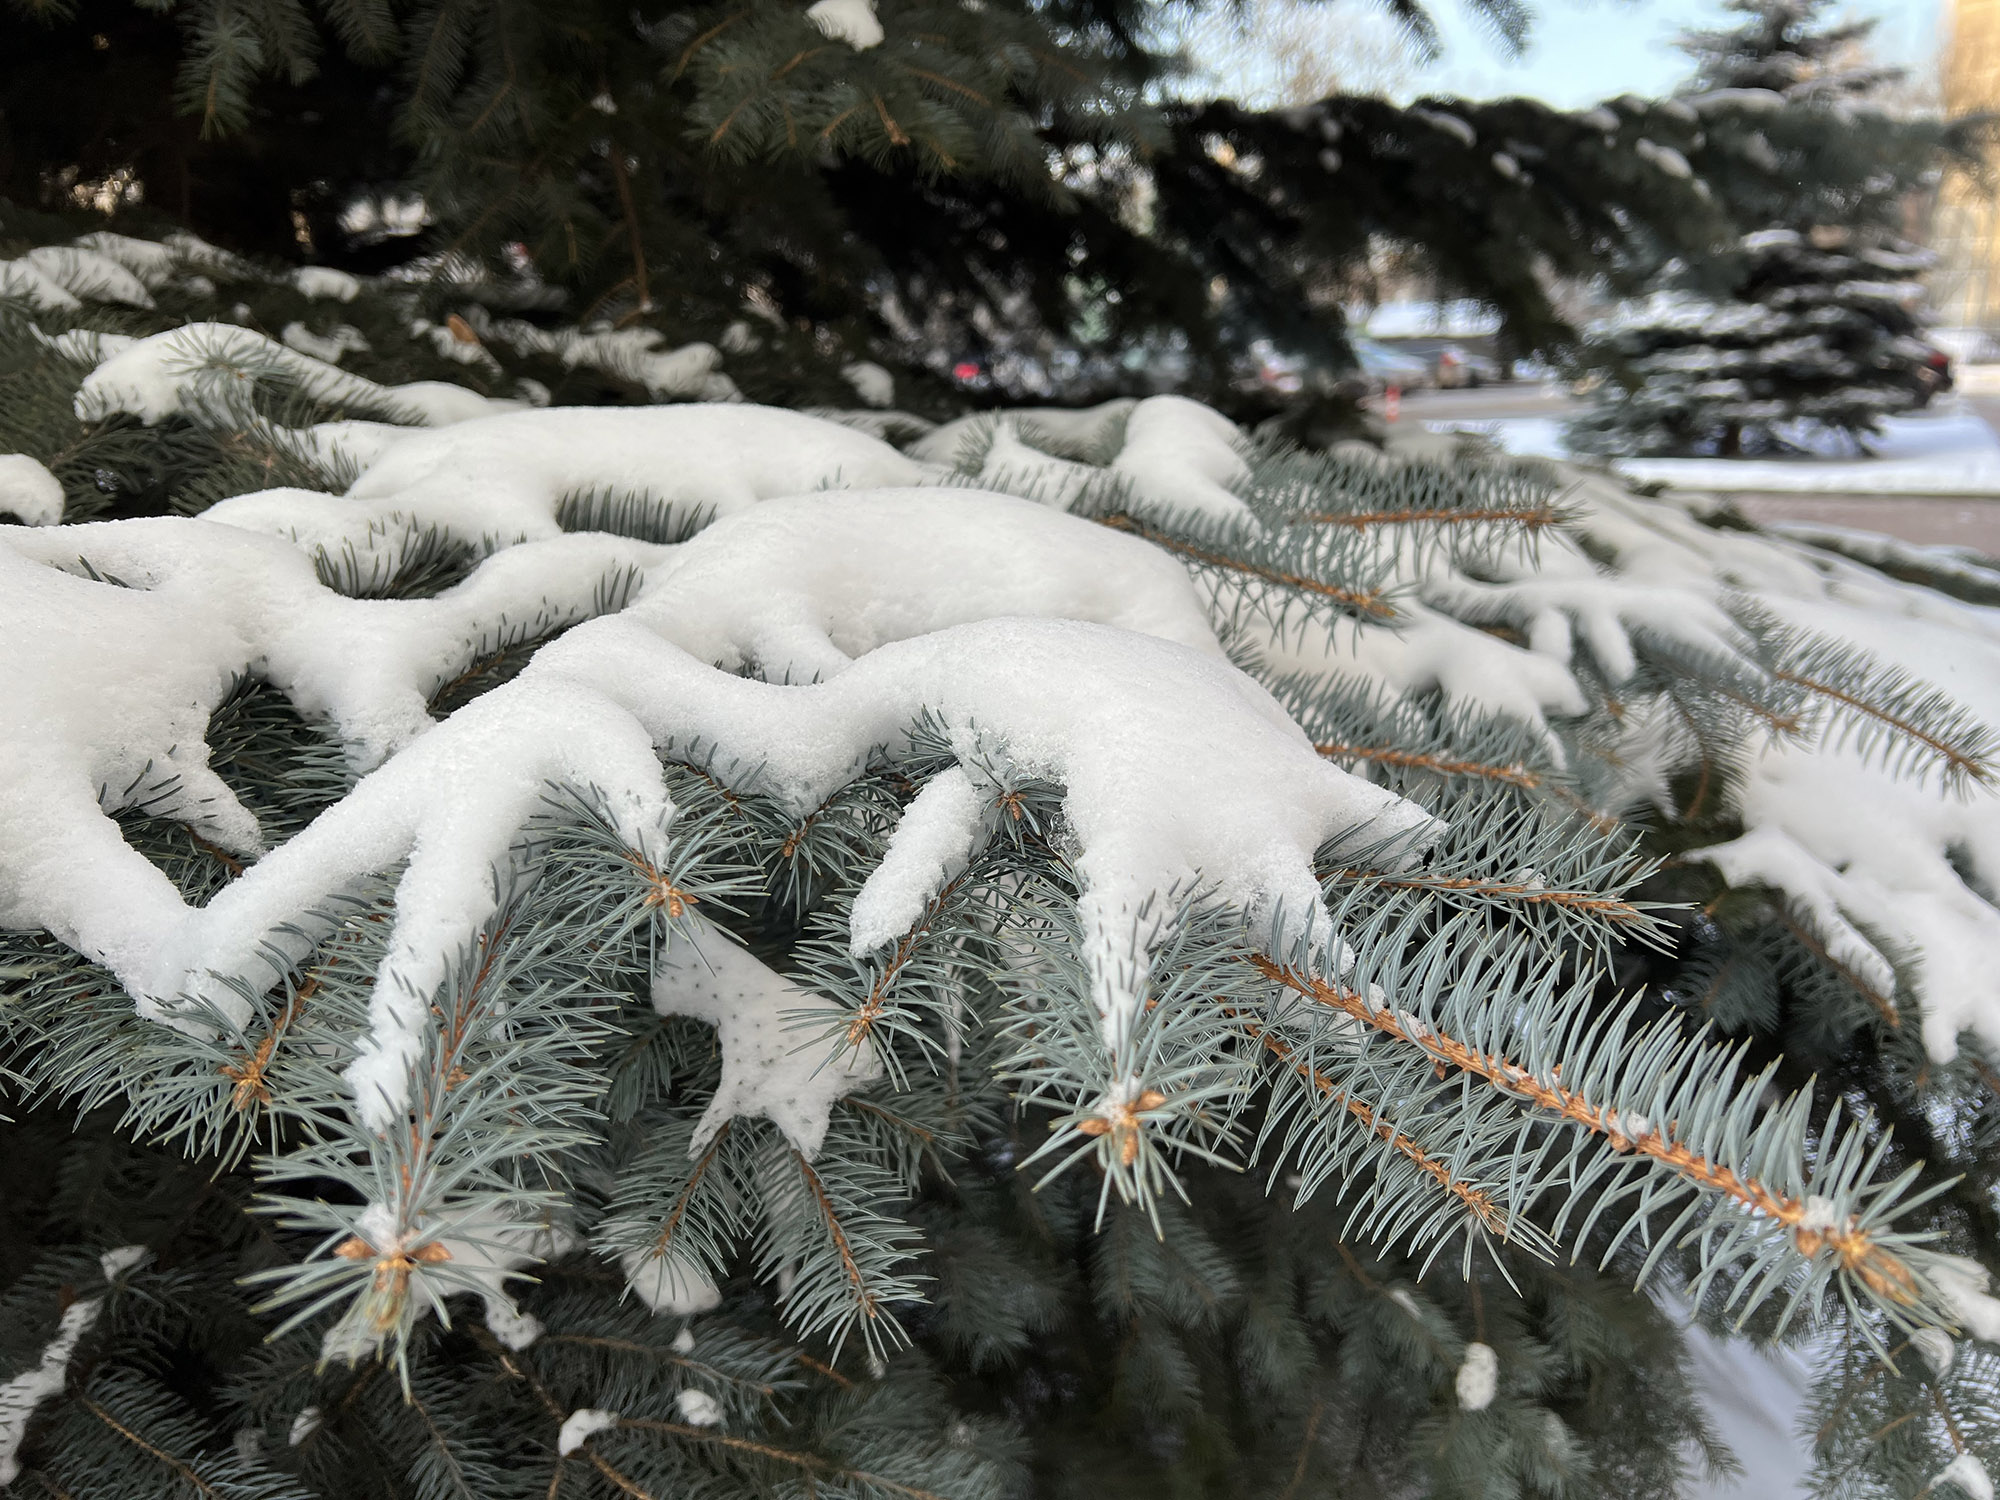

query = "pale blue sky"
1412;0;1944;106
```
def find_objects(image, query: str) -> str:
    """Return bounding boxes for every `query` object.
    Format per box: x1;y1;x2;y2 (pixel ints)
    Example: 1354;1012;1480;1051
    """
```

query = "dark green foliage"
4;0;1977;412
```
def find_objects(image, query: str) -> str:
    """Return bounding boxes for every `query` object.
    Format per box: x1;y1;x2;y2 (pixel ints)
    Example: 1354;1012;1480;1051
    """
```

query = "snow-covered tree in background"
1570;226;1936;457
1570;0;1949;458
9;224;2000;1500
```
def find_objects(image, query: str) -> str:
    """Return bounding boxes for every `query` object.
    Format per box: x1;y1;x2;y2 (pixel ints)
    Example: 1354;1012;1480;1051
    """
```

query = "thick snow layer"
557;1408;621;1455
479;317;734;401
207;405;924;561
6;477;1288;1132
536;615;1438;1053
1688;590;2000;1062
76;323;515;428
0;1244;146;1486
909;396;1260;524
73;232;188;289
654;915;881;1156
634;490;1224;680
0;455;63;526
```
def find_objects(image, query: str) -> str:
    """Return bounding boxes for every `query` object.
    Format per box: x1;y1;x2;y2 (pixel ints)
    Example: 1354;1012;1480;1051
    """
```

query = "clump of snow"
0;258;81;312
1932;1454;1995;1500
1411;108;1476;147
1927;1255;2000;1343
807;0;883;48
76;322;514;428
841;360;895;408
557;1408;621;1456
20;246;155;308
0;455;63;526
294;266;362;302
1634;139;1694;179
282;322;371;365
319;1205;564;1361
1912;1327;1955;1377
1110;395;1252;523
98;1246;151;1281
848;766;990;954
675;1390;723;1427
0;1245;146;1485
1455;1342;1498;1411
621;1246;722;1317
655;916;882;1156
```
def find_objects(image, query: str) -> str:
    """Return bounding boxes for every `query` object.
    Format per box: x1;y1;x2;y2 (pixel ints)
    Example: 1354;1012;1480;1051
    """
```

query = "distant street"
1395;384;2000;559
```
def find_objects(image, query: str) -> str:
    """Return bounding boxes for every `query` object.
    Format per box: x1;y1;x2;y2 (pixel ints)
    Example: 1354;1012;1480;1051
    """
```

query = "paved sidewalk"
1399;386;2000;560
1726;493;2000;558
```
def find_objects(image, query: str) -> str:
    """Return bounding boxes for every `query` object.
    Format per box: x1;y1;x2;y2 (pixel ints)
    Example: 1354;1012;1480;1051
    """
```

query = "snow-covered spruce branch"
8;232;2000;1489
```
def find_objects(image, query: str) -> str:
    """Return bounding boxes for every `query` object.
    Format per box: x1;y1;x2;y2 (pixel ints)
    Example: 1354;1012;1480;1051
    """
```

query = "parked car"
1436;344;1503;388
1915;346;1954;406
1352;336;1431;391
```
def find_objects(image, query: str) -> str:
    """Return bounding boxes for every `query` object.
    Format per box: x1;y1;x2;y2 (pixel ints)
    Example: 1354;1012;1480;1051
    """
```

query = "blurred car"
1436;344;1503;388
1915;346;1953;406
1352;336;1431;392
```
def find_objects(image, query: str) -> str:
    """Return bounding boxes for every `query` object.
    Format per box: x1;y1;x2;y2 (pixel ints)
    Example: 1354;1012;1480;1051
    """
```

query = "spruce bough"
3;228;2000;1500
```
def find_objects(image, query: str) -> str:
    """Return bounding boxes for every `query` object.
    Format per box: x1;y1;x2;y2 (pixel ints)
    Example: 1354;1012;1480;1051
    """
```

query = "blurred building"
1934;0;2000;330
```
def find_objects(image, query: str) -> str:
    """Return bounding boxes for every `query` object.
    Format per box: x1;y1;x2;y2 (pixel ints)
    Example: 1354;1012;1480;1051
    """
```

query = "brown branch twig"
1250;958;1921;1305
1096;514;1394;619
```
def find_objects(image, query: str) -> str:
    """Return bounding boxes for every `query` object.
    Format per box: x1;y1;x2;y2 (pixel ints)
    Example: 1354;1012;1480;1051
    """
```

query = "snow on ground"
1432;408;2000;496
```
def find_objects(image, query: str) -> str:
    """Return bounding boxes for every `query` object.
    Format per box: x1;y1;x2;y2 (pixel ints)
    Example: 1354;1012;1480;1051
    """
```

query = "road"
1394;385;2000;558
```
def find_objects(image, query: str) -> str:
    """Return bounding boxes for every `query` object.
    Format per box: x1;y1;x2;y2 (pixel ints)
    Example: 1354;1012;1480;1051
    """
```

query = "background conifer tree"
1570;0;1955;457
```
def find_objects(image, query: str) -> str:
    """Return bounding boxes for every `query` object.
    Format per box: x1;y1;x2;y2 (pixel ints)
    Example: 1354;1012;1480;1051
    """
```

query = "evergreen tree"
4;0;1971;414
1570;0;1953;458
6;222;2000;1500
